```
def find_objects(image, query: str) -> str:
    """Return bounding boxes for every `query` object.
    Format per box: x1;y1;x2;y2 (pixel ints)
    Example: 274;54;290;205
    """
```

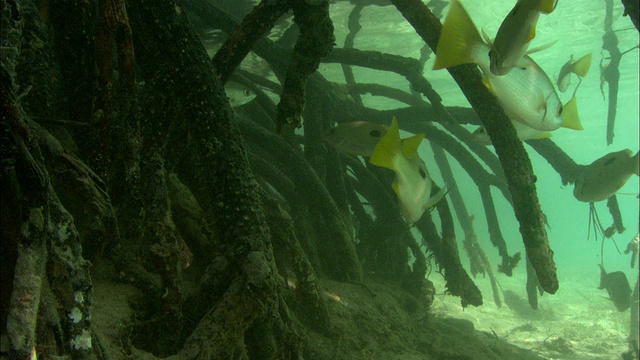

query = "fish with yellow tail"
368;117;449;223
556;53;592;93
323;121;389;156
489;0;558;75
434;0;582;132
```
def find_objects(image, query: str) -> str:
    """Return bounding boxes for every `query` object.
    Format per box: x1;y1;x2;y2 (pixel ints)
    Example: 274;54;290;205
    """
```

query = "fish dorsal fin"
538;0;557;14
482;76;496;95
515;56;534;69
401;133;425;158
526;40;558;55
571;53;592;77
424;183;453;210
434;0;483;70
369;117;401;170
561;97;583;130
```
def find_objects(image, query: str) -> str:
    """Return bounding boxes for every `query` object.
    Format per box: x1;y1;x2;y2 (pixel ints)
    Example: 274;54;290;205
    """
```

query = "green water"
320;0;639;277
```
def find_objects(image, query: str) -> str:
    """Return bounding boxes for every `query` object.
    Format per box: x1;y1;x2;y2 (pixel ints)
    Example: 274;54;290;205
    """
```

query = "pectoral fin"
527;26;536;42
482;76;496;95
424;183;453;210
526;40;558;55
536;132;552;139
515;56;534;69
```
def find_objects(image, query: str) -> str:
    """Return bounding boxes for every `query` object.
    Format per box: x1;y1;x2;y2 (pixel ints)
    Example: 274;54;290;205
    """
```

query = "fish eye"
369;130;381;137
480;128;486;134
604;158;617;166
243;89;251;97
419;168;427;179
557;104;563;116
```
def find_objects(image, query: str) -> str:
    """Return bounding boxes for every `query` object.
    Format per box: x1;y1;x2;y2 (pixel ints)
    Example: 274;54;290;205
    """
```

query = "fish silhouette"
598;264;632;312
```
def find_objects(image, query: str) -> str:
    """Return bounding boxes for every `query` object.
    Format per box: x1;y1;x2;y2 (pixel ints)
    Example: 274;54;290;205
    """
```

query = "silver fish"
434;0;582;132
225;81;256;107
324;121;389;156
489;0;558;75
557;53;592;93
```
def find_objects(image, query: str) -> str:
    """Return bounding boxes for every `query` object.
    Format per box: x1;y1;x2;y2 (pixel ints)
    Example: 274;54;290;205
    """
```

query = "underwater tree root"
262;196;331;332
137;150;189;354
275;0;335;131
390;0;558;294
238;119;363;281
211;0;290;85
432;142;502;307
2;60;96;358
527;139;583;185
342;2;365;107
413;186;483;307
602;0;622;145
125;0;304;357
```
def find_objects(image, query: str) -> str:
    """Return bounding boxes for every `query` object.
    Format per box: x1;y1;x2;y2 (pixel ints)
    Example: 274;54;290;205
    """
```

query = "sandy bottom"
429;271;637;359
87;259;638;359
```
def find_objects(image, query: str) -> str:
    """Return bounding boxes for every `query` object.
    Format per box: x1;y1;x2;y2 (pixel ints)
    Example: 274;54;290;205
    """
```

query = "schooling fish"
369;117;448;223
225;81;256;108
489;0;558;75
434;0;582;132
598;265;632;312
557;53;593;93
470;119;551;145
324;121;389;156
573;149;639;203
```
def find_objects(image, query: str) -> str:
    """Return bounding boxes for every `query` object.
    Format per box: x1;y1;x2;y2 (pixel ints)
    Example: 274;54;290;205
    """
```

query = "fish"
598;264;632;312
489;0;558;75
434;0;582;132
470;119;551;145
573;149;639;203
368;117;448;223
557;53;593;93
324;121;389;156
225;81;256;107
502;289;541;318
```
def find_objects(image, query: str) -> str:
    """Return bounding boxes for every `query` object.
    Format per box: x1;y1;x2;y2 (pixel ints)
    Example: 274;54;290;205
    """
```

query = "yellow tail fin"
401;133;425;158
572;53;592;77
369;117;402;170
561;97;583;130
434;0;483;70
